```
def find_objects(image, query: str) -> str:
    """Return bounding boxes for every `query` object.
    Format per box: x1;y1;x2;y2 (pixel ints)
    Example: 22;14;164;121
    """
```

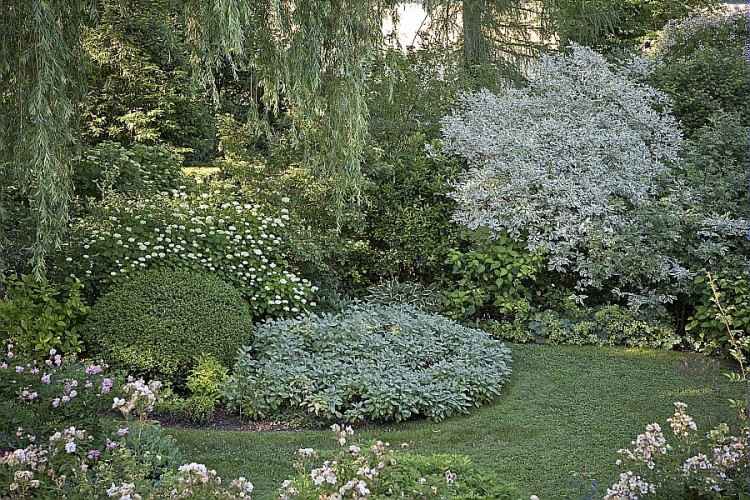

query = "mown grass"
168;344;742;499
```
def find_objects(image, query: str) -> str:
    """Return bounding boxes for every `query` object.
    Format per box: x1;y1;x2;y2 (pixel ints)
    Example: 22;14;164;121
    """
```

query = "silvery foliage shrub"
225;304;512;423
442;44;693;306
654;7;749;60
364;278;438;310
650;8;750;135
61;186;315;317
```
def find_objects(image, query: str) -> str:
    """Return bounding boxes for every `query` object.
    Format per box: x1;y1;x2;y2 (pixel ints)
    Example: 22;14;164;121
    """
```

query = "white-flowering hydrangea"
63;189;314;317
106;482;140;499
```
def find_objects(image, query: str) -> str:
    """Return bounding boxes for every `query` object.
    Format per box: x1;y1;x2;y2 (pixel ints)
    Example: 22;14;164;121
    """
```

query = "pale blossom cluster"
281;427;406;499
1;445;47;492
681;453;713;476
604;471;657;499
610;403;749;497
311;461;338;486
616;423;670;469
279;479;299;499
667;402;697;438
336;477;371;497
228;477;254;497
112;379;162;417
370;440;389;459
711;436;746;471
330;423;354;446
106;482;140;499
176;462;218;486
49;426;91;455
445;469;457;485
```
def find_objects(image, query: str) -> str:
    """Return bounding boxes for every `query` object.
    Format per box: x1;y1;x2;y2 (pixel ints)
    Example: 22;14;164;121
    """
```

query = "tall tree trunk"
462;0;490;68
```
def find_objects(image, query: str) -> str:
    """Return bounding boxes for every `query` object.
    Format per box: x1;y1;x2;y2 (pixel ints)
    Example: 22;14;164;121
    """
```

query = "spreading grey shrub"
365;278;438;310
441;44;692;305
225;304;512;423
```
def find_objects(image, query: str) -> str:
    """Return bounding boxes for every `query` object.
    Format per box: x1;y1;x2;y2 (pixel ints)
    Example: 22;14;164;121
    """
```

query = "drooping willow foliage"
0;0;96;276
185;0;409;211
0;0;708;275
1;0;403;274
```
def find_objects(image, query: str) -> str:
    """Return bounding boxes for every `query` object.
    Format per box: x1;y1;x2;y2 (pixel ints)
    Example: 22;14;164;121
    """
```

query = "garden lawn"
168;344;743;498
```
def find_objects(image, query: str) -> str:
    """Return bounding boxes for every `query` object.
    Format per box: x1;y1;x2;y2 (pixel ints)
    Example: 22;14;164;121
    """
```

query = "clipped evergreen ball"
83;268;252;384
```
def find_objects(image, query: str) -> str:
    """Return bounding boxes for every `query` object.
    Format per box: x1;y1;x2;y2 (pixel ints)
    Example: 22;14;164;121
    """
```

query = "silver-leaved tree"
441;44;705;307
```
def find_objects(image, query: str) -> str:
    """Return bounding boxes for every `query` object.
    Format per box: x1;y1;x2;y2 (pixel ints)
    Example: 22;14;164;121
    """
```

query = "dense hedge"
82;268;253;384
225;304;512;422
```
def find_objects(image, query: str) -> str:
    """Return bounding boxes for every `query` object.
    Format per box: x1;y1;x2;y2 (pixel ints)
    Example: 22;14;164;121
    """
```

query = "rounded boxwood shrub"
83;268;252;384
225;304;513;422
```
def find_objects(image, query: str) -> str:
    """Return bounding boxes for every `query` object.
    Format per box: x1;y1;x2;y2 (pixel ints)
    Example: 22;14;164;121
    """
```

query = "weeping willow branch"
184;0;401;216
0;0;94;277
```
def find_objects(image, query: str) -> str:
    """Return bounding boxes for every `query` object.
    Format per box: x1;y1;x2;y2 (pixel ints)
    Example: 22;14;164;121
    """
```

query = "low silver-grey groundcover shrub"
225;304;512;423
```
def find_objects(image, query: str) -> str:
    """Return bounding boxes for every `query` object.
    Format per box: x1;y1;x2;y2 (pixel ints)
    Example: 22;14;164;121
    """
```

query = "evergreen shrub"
83;268;252;385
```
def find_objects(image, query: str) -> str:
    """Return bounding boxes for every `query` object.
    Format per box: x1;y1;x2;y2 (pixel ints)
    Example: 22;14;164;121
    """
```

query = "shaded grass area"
168;344;742;499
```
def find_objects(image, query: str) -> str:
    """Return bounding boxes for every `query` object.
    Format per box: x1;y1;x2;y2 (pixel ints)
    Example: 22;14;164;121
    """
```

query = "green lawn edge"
169;344;742;499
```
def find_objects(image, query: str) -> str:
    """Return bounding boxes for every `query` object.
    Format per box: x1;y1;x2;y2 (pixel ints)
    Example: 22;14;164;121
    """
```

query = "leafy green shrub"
0;274;88;356
226;304;512;423
0;346;118;450
364;278;438;310
687;272;749;357
531;311;601;347
490;305;680;349
72;141;190;201
593;305;680;349
279;426;518;499
652;9;749;135
363;133;466;283
186;354;229;401
81;4;216;161
681;112;748;221
82;268;253;385
437;231;545;320
154;390;218;425
162;355;231;424
60;186;315;316
180;395;217;424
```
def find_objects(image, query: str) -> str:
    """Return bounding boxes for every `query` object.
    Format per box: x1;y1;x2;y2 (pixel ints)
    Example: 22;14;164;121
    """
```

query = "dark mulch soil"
157;409;301;432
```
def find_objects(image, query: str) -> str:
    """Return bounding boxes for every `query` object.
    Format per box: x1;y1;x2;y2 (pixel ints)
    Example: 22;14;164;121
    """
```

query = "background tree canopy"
0;0;719;275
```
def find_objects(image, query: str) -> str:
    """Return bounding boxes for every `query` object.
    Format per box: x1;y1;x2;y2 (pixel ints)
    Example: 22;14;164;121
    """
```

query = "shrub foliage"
71;141;189;201
60;187;314;316
687;272;749;358
280;427;518;499
82;268;253;384
226;304;512;423
0;274;88;357
441;43;749;309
